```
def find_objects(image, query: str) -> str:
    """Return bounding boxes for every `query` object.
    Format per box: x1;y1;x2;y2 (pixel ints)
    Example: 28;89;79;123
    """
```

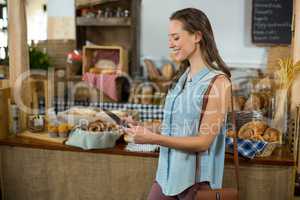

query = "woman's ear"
194;31;202;43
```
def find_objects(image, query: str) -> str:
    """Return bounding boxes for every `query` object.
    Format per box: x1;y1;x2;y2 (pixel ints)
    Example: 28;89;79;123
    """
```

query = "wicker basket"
228;110;281;157
256;142;280;157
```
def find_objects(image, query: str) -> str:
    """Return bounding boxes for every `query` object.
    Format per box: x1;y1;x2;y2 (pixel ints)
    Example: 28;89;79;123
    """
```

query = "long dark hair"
170;8;230;89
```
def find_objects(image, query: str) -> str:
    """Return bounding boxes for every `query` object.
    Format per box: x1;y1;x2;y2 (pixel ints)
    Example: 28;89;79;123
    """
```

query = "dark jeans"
147;181;210;200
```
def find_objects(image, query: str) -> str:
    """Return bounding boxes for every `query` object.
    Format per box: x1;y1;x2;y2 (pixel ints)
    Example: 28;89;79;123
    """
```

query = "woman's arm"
124;75;231;152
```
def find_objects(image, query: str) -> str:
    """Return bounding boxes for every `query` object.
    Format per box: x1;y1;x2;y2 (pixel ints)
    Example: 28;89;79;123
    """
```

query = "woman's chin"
174;55;185;62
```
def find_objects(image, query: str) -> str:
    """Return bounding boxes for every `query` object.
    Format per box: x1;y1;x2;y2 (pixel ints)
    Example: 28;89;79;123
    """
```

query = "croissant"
238;121;268;140
263;128;280;142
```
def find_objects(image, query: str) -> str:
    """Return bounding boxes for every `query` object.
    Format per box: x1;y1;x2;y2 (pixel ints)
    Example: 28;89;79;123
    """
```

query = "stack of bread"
233;92;272;112
80;119;119;133
227;120;280;142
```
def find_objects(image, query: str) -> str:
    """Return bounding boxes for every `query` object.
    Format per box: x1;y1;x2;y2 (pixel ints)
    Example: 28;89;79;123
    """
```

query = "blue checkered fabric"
52;100;164;122
226;137;267;159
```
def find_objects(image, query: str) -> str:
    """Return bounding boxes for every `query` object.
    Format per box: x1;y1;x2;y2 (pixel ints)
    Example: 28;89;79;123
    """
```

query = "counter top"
0;136;295;166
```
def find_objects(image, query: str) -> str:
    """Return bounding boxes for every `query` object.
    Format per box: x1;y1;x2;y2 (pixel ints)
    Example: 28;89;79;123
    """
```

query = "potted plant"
29;47;51;71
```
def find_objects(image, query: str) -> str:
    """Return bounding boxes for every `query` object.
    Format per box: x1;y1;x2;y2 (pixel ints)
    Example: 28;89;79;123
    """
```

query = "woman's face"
168;20;198;62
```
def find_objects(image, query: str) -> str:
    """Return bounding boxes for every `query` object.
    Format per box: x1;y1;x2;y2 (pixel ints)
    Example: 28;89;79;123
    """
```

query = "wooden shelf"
76;17;131;26
0;79;9;89
67;75;82;81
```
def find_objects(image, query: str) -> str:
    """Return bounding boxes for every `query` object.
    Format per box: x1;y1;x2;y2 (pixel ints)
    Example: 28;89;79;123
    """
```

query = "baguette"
144;59;162;80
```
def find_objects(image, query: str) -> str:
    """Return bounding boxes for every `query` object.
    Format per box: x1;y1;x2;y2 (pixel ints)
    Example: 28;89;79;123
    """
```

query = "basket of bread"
57;106;116;126
65;119;123;150
227;116;281;157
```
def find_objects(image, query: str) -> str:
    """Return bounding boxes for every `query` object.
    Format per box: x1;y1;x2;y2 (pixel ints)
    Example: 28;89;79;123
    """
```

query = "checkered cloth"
52;100;164;122
226;137;268;159
41;99;268;157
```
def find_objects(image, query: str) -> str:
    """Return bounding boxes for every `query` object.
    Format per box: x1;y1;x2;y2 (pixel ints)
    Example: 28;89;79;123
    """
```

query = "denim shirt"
156;67;227;196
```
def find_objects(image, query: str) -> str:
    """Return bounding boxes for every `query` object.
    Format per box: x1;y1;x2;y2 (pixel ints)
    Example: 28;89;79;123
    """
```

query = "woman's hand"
123;124;158;144
121;115;139;126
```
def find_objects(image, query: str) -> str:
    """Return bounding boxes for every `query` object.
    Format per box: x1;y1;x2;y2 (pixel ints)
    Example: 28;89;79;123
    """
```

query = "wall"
47;0;75;40
46;0;268;68
26;0;47;42
141;0;268;68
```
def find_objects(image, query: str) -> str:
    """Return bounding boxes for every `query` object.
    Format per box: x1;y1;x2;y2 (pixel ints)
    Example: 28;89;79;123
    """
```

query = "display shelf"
76;17;131;26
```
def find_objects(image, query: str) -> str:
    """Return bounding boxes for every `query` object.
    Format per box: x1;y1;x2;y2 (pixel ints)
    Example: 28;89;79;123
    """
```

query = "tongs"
102;108;129;128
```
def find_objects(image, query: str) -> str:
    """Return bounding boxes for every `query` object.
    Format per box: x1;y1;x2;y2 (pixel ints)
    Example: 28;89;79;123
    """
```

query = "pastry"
226;129;235;137
58;123;70;133
87;120;118;132
263;127;280;142
238;121;268;140
243;94;262;111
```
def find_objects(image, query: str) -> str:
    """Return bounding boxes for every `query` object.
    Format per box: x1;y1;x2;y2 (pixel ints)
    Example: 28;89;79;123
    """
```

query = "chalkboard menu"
252;0;293;45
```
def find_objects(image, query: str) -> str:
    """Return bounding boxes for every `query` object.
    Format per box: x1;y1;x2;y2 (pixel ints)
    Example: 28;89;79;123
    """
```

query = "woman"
124;8;231;200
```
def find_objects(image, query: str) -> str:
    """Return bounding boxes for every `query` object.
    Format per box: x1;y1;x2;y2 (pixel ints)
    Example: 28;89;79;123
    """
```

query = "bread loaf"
243;94;262;111
161;63;174;80
144;59;161;80
263;127;280;142
238;121;268;140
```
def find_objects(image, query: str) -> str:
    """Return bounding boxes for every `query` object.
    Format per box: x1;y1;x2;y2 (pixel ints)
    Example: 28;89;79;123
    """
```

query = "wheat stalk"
276;58;300;89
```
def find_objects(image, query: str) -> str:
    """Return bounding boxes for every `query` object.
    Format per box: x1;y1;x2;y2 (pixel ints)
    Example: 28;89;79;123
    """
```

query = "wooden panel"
0;79;9;89
224;164;294;200
17;131;66;144
77;17;131;26
0;137;295;165
0;146;294;200
292;0;300;173
0;88;10;139
7;0;31;131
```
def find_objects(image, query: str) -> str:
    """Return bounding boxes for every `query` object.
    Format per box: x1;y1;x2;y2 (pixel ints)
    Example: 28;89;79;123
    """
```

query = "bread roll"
263;127;280;142
243;94;262;111
226;129;235;138
238;121;268;140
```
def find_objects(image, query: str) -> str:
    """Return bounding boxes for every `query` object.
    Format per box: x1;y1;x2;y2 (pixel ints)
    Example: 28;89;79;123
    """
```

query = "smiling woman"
122;7;233;199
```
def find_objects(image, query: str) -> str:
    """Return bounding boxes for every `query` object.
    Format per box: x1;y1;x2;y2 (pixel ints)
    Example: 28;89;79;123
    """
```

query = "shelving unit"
76;17;131;26
75;0;141;77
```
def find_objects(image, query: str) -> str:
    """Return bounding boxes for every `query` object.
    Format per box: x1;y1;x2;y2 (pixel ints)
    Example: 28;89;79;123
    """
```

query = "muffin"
48;124;58;138
58;123;70;138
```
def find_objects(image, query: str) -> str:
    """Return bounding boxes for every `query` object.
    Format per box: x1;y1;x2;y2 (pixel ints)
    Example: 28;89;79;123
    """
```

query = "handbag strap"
195;74;240;191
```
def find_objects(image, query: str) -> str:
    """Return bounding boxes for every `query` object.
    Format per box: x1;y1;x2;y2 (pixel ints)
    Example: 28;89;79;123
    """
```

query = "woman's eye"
174;37;179;41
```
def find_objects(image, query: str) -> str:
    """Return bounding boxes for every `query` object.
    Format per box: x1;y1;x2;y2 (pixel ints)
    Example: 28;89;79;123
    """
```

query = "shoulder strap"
195;74;240;191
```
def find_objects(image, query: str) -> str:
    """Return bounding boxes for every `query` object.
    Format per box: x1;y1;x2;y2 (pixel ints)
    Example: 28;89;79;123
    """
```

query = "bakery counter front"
0;136;295;200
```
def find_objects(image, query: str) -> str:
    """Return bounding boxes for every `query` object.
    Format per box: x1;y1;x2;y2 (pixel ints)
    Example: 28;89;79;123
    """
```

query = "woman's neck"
188;45;206;77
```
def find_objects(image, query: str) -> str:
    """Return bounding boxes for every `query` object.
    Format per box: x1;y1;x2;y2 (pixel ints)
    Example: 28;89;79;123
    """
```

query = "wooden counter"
0;136;296;200
0;136;295;166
